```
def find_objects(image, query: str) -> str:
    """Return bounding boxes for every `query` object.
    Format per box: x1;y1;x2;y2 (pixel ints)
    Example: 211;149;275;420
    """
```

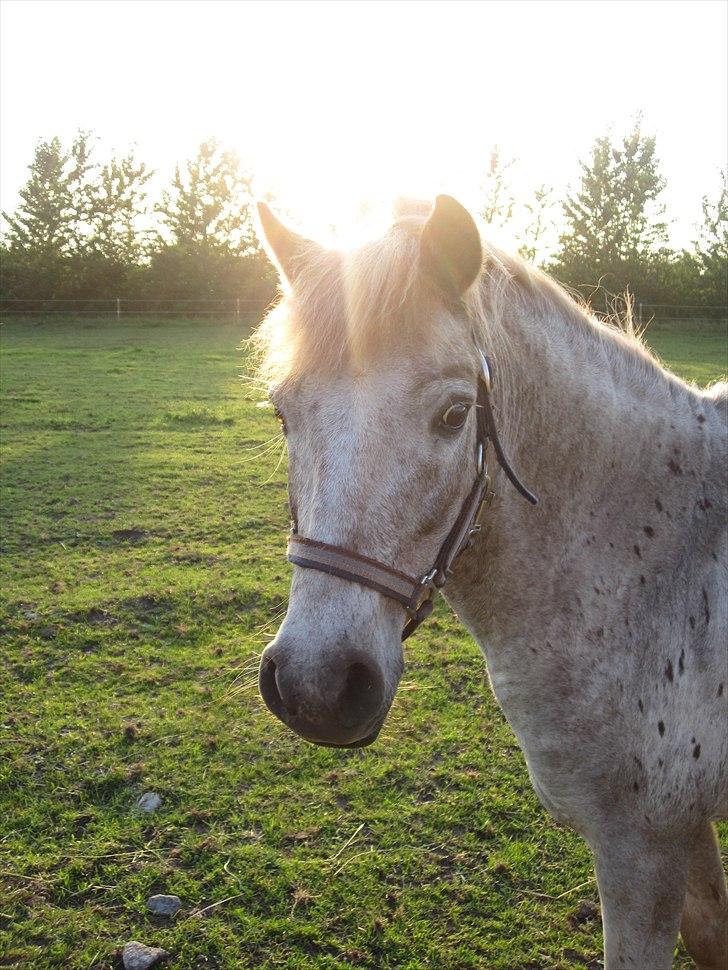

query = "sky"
1;0;726;250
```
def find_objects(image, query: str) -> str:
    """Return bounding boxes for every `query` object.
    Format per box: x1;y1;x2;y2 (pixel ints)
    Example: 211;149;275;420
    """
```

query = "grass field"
1;316;725;969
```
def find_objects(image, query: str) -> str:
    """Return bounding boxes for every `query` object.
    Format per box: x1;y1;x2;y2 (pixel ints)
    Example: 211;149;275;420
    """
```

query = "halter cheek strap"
287;353;537;640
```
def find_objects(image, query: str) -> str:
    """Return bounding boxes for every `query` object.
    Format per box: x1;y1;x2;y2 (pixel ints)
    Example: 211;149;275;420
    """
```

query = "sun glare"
0;0;726;248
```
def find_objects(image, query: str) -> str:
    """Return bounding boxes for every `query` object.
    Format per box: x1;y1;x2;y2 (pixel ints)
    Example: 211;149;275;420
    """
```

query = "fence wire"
0;297;270;318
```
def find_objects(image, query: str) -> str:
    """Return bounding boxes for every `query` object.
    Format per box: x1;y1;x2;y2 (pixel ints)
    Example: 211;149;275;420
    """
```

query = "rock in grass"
136;791;162;813
147;894;181;916
122;941;170;969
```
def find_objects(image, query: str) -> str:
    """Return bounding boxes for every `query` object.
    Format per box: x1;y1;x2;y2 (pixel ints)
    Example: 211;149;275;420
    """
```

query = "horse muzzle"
258;640;389;748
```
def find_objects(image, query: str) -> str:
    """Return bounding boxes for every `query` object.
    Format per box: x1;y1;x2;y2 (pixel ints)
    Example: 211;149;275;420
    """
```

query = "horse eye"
441;401;470;431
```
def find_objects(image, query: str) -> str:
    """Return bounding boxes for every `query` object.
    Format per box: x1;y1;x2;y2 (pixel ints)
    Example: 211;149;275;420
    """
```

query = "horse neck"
451;280;715;646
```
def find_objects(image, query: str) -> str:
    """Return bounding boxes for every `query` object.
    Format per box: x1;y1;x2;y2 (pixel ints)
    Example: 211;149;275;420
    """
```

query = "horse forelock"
252;198;669;393
253;206;433;384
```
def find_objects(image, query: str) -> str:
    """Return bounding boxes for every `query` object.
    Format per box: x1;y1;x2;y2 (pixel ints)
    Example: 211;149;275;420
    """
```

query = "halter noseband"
287;353;537;641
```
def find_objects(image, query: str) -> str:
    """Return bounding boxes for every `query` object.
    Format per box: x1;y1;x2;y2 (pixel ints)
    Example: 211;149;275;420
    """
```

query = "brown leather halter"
287;352;537;640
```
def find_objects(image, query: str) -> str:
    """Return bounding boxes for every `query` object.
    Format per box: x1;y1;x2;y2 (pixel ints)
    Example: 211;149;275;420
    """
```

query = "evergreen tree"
552;120;668;303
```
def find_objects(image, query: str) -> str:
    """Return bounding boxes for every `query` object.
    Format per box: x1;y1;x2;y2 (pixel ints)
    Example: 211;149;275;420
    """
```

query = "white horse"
253;195;727;969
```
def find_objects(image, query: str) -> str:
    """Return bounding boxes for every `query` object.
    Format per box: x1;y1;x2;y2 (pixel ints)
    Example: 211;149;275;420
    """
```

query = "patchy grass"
1;317;725;969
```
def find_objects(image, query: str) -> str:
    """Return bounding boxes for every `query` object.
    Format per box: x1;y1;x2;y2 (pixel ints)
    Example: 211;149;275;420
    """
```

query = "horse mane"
252;198;662;388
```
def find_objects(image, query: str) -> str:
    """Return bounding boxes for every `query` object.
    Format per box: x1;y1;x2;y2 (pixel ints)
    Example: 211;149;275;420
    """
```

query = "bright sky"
1;0;726;249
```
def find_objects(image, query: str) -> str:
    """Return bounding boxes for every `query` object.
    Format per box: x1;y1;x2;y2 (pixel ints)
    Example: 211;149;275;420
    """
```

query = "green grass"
1;317;725;969
644;318;727;385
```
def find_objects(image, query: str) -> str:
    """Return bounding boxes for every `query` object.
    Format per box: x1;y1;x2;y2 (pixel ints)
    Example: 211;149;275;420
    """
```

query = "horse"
252;194;727;970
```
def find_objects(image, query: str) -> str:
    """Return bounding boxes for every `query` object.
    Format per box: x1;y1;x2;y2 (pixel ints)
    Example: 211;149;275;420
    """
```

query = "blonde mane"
252;199;661;388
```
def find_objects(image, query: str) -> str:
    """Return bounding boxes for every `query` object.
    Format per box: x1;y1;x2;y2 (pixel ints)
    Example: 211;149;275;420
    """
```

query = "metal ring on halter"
476;441;485;476
479;350;492;392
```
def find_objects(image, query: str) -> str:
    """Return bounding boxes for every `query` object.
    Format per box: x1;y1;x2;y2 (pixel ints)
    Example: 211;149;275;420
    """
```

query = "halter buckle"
407;569;438;616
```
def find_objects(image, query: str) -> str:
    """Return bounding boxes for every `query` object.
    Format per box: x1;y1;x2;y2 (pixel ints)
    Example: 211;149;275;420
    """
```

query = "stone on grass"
136;791;162;812
147;893;182;916
122;941;170;969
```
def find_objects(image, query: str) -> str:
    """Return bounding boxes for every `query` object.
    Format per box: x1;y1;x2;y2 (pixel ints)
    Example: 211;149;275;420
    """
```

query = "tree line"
1;122;726;316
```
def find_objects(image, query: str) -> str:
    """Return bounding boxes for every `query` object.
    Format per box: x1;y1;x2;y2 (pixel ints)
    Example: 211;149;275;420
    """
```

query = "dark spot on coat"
638;699;644;713
655;499;663;512
697;413;706;424
633;781;639;791
643;525;655;538
678;649;684;674
609;541;614;548
633;545;642;558
640;575;646;585
668;459;682;475
711;551;718;562
593;586;601;595
691;736;695;744
702;587;710;626
658;721;665;736
693;744;701;759
704;496;712;509
718;683;724;697
633;756;643;768
665;661;674;683
689;616;695;629
710;884;721;902
658;758;664;767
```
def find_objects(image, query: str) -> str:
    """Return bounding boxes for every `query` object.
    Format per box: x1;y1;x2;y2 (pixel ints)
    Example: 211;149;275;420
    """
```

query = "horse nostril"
259;657;297;720
339;660;384;726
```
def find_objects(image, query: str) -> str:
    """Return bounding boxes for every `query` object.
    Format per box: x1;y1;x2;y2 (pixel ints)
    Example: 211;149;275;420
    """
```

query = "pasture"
1;316;725;969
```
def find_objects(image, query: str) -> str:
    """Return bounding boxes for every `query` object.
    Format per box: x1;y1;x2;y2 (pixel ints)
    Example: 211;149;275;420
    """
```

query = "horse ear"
420;194;483;295
256;202;319;286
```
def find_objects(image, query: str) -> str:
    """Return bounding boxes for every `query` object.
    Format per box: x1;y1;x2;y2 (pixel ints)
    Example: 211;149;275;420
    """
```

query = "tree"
480;147;515;229
70;148;156;298
147;139;270;302
0;132;97;300
694;171;728;306
88;149;153;264
154;139;255;253
519;184;556;264
552;120;669;304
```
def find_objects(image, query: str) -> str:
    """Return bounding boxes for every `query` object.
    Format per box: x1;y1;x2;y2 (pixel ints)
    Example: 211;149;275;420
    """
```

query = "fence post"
116;298;121;321
236;297;240;320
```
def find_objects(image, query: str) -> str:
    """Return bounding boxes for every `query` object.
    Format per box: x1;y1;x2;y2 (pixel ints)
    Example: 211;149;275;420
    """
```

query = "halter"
287;352;538;640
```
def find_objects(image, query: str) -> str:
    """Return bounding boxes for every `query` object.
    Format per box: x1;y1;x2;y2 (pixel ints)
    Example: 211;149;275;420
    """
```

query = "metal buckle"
408;569;438;616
